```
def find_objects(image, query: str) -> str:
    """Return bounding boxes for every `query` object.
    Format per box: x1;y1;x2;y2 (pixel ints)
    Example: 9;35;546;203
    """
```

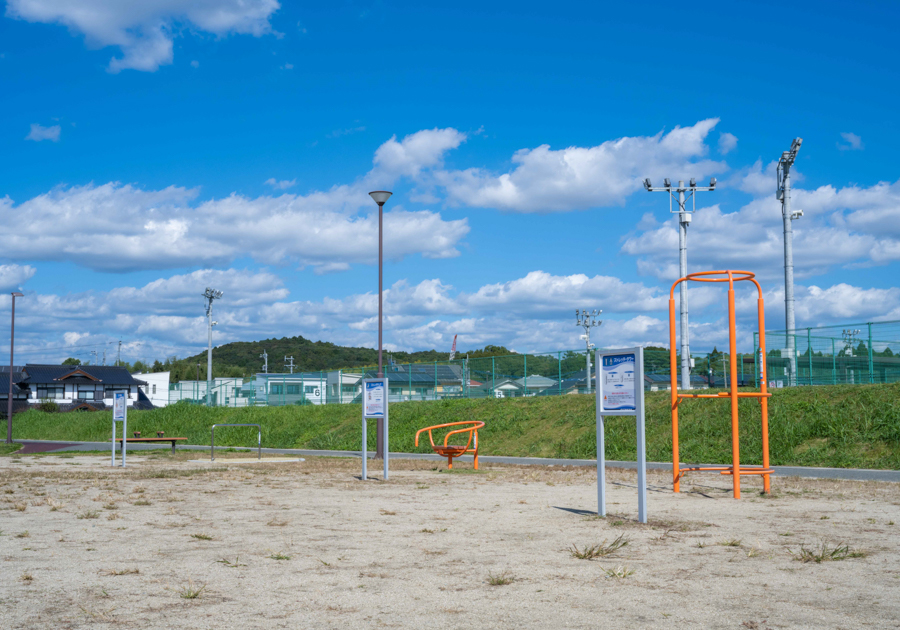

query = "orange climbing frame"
415;421;485;470
669;270;773;499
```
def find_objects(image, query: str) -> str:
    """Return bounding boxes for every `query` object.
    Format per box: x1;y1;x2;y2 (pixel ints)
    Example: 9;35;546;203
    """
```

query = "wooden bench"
115;437;187;454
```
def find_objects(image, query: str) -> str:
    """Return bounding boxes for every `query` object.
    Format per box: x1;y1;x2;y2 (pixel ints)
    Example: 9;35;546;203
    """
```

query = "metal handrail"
211;423;261;461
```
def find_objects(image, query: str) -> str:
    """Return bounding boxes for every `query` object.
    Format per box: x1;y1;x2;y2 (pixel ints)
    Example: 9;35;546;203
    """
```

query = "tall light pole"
575;309;602;393
6;292;23;445
203;288;223;407
644;177;716;390
368;190;391;460
777;138;803;386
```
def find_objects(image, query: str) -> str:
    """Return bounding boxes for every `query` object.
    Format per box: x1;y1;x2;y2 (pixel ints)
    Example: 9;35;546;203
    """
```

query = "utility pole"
102;350;106;366
575;309;602;393
644;177;717;390
284;356;294;374
260;350;268;374
90;350;97;365
777;138;803;386
117;340;122;366
203;287;223;407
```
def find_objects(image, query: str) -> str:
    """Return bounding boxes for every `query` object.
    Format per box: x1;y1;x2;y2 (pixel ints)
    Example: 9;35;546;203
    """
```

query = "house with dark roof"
7;364;151;412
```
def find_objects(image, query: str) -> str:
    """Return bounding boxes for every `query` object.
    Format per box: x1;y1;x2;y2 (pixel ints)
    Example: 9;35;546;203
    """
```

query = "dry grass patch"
178;580;206;599
570;534;629;560
604;565;635;579
790;541;868;563
77;510;100;519
486;571;515;586
101;568;140;576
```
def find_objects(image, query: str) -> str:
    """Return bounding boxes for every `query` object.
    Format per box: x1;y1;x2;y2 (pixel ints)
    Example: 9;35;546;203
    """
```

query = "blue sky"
1;0;898;366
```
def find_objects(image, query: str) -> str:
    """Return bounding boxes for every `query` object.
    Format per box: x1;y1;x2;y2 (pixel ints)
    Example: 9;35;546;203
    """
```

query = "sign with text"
599;353;637;412
364;380;385;418
113;391;127;421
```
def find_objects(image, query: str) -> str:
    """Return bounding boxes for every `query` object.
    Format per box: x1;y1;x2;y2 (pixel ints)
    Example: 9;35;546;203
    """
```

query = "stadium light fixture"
203;288;223;407
6;292;23;445
777;137;803;385
576;309;602;394
642;177;717;390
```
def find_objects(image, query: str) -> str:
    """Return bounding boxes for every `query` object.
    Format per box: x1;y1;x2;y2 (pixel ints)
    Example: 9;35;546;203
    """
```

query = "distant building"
1;364;150;412
133;371;170;407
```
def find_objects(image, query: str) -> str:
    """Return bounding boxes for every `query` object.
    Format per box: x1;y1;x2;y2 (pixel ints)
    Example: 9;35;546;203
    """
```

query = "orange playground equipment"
669;270;773;499
415;421;485;470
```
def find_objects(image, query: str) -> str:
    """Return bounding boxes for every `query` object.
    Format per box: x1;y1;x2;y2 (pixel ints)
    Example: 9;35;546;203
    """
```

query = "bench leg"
171;441;176;454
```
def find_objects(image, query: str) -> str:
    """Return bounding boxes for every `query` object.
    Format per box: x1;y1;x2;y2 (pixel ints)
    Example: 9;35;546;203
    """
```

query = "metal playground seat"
415;421;485;470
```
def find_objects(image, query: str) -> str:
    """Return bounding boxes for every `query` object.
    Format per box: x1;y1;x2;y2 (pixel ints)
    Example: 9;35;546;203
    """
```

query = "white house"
133;371;170;407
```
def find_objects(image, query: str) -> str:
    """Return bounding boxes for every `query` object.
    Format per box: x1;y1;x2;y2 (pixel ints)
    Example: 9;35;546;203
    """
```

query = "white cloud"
373;128;467;179
434;119;727;212
6;0;280;73
838;132;864;151
0;264;36;291
25;123;60;142
280;63;293;70
264;177;296;190
718;132;738;155
190;59;199;68
0;129;473;272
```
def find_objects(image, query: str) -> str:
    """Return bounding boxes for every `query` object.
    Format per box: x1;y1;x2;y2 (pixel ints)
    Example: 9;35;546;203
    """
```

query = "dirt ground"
1;452;899;629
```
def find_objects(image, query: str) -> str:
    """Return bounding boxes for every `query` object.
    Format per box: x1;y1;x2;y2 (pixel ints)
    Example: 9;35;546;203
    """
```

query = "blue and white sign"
596;347;647;523
364;381;385;417
113;391;127;421
600;353;636;412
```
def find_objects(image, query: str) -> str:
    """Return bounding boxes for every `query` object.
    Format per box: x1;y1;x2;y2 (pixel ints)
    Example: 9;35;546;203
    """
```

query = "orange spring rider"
669;270;773;499
415;421;484;470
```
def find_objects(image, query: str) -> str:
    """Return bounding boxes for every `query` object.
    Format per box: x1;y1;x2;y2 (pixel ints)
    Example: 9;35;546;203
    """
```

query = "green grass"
0;443;22;456
10;382;900;469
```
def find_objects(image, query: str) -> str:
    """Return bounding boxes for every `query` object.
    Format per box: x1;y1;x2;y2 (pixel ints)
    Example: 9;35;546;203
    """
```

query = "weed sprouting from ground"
269;553;291;560
487;571;515;586
179;580;206;599
718;538;742;547
790;542;868;563
77;510;100;519
16;530;30;538
604;565;635;579
20;570;33;582
190;533;213;540
101;568;139;576
570;534;629;560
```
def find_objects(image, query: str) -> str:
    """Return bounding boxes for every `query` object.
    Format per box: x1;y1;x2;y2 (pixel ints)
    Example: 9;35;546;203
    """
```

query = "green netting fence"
754;320;900;387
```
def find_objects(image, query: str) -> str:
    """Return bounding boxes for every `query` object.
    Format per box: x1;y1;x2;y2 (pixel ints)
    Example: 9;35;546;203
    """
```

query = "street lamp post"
777;138;803;386
7;292;23;445
203;288;223;407
369;190;392;459
643;177;717;390
575;309;602;393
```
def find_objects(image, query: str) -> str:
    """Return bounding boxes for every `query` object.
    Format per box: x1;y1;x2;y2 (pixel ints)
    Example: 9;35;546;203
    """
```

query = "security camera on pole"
643;177;717;390
777;138;803;386
575;309;602;393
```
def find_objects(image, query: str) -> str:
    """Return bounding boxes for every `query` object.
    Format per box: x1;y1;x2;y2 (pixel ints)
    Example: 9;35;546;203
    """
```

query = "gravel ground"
1;452;899;629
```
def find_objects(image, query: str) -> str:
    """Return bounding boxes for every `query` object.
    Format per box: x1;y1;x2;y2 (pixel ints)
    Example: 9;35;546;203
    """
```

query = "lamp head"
664;178;671;188
369;190;392;205
643;178;651;191
11;292;23;298
689;177;696;188
709;177;717;189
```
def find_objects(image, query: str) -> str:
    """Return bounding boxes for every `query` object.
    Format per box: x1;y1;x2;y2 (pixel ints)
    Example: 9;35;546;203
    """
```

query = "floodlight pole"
369;191;392;459
576;309;602;394
203;288;223;407
7;292;23;445
777;138;803;386
644;178;716;390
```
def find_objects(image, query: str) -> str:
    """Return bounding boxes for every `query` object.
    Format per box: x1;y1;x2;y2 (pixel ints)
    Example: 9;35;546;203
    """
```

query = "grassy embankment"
10;382;900;469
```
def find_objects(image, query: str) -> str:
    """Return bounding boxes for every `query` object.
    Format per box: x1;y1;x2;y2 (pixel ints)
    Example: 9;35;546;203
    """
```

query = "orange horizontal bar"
677;392;772;399
678;466;732;471
720;469;774;476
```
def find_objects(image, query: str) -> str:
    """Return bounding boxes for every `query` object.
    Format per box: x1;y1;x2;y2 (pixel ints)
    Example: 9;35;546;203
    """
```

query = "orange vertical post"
756;291;771;493
727;274;740;499
669;297;680;493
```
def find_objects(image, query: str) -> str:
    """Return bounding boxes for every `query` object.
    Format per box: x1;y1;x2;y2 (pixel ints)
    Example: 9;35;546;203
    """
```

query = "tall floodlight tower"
203;288;223;406
643;177;716;390
576;309;602;393
777;138;803;386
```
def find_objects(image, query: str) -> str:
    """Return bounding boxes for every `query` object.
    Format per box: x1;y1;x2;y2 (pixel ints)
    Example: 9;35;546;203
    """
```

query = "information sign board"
364;380;385;418
596;347;647;523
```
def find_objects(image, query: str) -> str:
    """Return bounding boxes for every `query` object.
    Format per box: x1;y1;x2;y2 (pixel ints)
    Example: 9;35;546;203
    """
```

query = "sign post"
112;391;127;467
362;378;389;481
595;347;647;523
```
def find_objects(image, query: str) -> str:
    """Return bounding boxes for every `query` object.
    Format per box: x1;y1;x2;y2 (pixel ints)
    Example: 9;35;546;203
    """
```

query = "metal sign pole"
362;377;388;481
112;391;127;467
596;347;647;523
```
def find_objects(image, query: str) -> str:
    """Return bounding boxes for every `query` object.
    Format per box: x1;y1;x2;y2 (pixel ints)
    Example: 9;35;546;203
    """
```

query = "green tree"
62;357;81;366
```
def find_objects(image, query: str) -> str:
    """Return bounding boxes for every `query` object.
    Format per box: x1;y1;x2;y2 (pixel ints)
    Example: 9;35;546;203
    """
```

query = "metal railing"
210;423;261;461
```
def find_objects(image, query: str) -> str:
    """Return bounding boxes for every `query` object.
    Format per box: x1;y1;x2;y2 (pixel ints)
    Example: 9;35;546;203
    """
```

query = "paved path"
13;439;900;482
